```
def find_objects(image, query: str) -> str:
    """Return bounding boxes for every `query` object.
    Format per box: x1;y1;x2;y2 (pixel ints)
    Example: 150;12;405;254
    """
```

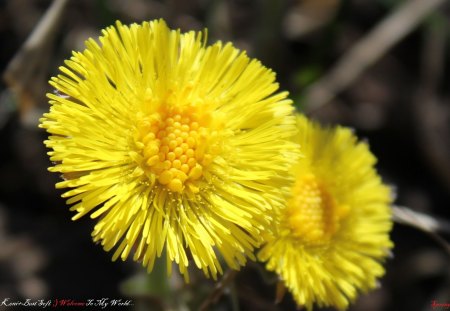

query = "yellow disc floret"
258;114;393;311
286;173;349;245
133;105;219;193
40;19;298;281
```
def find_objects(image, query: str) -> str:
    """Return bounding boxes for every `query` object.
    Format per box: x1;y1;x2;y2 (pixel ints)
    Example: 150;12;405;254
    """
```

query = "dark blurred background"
0;0;449;310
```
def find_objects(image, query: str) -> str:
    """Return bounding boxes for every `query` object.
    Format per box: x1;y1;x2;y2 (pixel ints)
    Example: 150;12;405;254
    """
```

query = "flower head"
40;20;297;280
258;114;393;310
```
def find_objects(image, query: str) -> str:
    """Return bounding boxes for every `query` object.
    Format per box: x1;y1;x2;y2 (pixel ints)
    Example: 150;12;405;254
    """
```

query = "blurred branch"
413;18;450;192
199;269;238;311
2;0;69;125
393;205;450;255
275;280;287;304
305;0;447;112
237;287;280;311
283;0;340;39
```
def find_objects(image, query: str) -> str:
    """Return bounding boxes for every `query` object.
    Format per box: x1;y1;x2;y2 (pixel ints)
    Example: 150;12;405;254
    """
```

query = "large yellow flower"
258;114;393;310
40;20;297;281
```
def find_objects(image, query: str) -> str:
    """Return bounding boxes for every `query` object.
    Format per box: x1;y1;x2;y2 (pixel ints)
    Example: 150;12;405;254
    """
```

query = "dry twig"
305;0;447;111
2;0;69;124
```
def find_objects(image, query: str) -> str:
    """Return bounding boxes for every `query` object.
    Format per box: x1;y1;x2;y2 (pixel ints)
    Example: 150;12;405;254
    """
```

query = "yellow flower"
39;20;297;281
258;114;393;310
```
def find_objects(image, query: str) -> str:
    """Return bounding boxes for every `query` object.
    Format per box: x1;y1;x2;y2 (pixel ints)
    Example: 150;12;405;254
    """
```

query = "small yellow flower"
40;20;297;281
258;114;393;310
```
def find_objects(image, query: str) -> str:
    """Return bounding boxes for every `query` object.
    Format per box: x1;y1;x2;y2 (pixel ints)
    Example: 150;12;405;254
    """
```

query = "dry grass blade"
393;206;450;234
393;205;450;255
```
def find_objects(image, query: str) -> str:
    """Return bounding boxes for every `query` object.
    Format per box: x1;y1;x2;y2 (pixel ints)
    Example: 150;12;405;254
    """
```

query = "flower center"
133;106;219;193
286;174;348;245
